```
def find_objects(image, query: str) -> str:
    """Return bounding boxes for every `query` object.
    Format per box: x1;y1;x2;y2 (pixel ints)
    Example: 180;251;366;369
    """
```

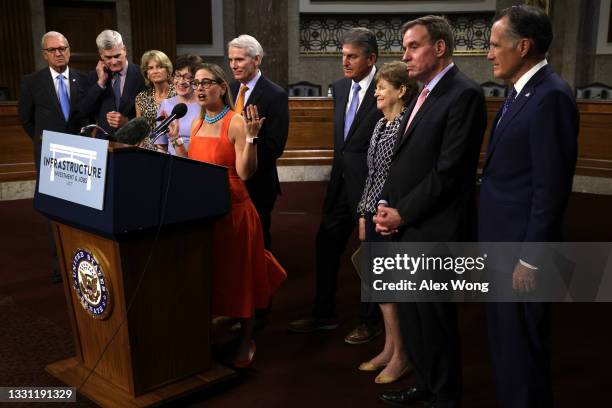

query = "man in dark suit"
227;34;289;251
376;16;486;407
18;31;88;283
81;29;146;138
288;28;383;345
479;6;578;408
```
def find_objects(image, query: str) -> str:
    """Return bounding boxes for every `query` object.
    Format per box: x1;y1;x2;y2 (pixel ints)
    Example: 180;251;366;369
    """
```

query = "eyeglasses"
43;46;69;54
173;73;194;82
191;79;219;89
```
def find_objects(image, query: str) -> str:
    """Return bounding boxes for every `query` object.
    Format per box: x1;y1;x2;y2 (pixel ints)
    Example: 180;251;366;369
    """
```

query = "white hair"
96;29;124;50
227;34;264;60
41;31;68;49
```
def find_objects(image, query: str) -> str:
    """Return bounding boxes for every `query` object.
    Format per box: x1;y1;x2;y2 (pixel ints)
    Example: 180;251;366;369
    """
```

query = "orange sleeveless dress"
188;111;286;318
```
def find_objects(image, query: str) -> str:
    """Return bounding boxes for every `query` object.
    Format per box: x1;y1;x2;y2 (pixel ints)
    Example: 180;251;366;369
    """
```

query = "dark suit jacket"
18;67;88;169
479;65;578;261
81;62;146;138
230;76;289;207
382;65;487;242
324;75;383;217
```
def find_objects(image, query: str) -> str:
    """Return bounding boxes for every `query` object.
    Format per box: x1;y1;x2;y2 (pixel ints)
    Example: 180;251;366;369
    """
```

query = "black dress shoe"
287;317;338;333
379;386;432;406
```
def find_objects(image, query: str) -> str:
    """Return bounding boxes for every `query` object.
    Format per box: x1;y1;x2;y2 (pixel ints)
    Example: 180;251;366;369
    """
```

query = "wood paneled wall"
2;99;612;183
130;0;177;67
0;0;35;100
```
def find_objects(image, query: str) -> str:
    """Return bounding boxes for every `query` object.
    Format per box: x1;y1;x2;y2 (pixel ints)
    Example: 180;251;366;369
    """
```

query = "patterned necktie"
235;84;249;114
500;87;517;119
57;74;70;121
344;82;361;140
112;72;122;109
405;87;430;132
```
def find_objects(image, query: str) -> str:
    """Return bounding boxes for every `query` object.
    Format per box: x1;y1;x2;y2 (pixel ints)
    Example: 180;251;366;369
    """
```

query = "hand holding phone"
96;60;110;87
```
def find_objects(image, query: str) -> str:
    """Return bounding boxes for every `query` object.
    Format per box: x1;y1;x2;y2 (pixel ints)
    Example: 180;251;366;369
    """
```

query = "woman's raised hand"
243;104;265;137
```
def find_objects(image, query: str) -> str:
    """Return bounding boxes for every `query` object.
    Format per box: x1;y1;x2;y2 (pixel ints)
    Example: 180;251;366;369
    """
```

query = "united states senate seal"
71;248;112;319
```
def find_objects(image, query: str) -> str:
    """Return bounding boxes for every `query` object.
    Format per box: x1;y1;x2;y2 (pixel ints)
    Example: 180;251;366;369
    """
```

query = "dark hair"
375;61;417;105
493;5;553;55
401;15;455;57
340;27;378;60
174;54;204;75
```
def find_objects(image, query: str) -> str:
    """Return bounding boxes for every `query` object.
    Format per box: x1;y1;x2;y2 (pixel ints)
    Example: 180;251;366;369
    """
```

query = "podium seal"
71;248;112;319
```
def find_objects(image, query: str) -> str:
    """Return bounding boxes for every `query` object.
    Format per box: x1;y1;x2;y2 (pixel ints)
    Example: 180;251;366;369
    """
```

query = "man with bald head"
18;31;89;282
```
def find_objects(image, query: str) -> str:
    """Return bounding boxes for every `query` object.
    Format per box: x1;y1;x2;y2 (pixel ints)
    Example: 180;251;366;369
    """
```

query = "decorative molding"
597;0;612;55
177;0;224;56
299;0;496;14
300;13;493;56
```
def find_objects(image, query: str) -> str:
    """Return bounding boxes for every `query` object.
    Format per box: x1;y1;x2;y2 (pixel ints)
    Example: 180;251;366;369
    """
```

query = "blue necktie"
500;87;517;119
344;82;361;140
112;72;122;109
57;74;70;121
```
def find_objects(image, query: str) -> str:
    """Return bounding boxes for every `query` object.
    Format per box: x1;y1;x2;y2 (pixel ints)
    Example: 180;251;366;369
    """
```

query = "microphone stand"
80;124;110;138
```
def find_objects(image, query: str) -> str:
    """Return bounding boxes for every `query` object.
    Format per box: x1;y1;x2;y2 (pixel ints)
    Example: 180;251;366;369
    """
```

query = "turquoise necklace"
205;105;230;124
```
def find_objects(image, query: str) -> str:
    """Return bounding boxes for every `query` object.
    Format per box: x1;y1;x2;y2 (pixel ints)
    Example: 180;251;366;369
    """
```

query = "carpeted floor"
0;183;611;407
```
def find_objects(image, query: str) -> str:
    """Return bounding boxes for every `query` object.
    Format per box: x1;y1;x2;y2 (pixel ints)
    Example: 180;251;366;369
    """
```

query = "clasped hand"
373;204;402;236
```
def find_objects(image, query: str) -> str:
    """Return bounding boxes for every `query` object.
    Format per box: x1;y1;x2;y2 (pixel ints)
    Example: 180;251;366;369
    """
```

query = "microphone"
150;103;188;140
114;117;151;145
80;124;110;137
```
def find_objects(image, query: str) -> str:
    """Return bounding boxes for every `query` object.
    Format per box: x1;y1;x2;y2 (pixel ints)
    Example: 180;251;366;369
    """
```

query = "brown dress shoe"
344;323;383;345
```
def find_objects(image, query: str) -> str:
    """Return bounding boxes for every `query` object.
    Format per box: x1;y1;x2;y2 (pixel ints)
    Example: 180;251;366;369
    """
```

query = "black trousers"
313;183;380;326
34;142;60;278
398;302;462;407
487;302;552;408
250;193;276;251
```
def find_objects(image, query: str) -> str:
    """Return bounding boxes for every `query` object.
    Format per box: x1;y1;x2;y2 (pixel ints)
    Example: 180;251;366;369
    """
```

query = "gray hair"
227;34;264;59
96;29;124;50
41;31;69;49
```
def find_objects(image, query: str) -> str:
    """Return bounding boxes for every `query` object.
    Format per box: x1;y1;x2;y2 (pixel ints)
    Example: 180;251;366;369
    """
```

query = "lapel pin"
525;92;531;97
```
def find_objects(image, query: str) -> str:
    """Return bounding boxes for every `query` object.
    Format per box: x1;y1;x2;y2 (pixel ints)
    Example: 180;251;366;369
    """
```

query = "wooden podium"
34;144;235;407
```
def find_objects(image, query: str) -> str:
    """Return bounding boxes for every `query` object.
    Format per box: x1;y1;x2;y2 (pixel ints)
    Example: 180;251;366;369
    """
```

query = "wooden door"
44;0;116;74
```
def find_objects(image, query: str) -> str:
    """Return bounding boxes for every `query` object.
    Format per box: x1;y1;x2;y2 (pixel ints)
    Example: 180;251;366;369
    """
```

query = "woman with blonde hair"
135;49;175;150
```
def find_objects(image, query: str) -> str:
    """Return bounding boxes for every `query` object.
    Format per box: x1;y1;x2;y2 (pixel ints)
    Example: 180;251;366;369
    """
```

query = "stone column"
233;0;288;88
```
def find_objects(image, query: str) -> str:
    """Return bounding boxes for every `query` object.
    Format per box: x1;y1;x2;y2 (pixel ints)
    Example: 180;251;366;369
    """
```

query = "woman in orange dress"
170;63;285;367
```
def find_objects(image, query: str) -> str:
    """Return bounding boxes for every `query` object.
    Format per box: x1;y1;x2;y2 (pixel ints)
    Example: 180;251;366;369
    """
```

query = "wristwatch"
246;136;259;145
171;137;184;147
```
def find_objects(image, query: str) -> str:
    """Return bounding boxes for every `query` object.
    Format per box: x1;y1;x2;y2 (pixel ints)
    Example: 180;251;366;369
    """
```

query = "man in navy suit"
479;5;578;408
288;28;383;345
376;16;486;407
18;31;88;283
81;29;146;138
227;34;289;251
